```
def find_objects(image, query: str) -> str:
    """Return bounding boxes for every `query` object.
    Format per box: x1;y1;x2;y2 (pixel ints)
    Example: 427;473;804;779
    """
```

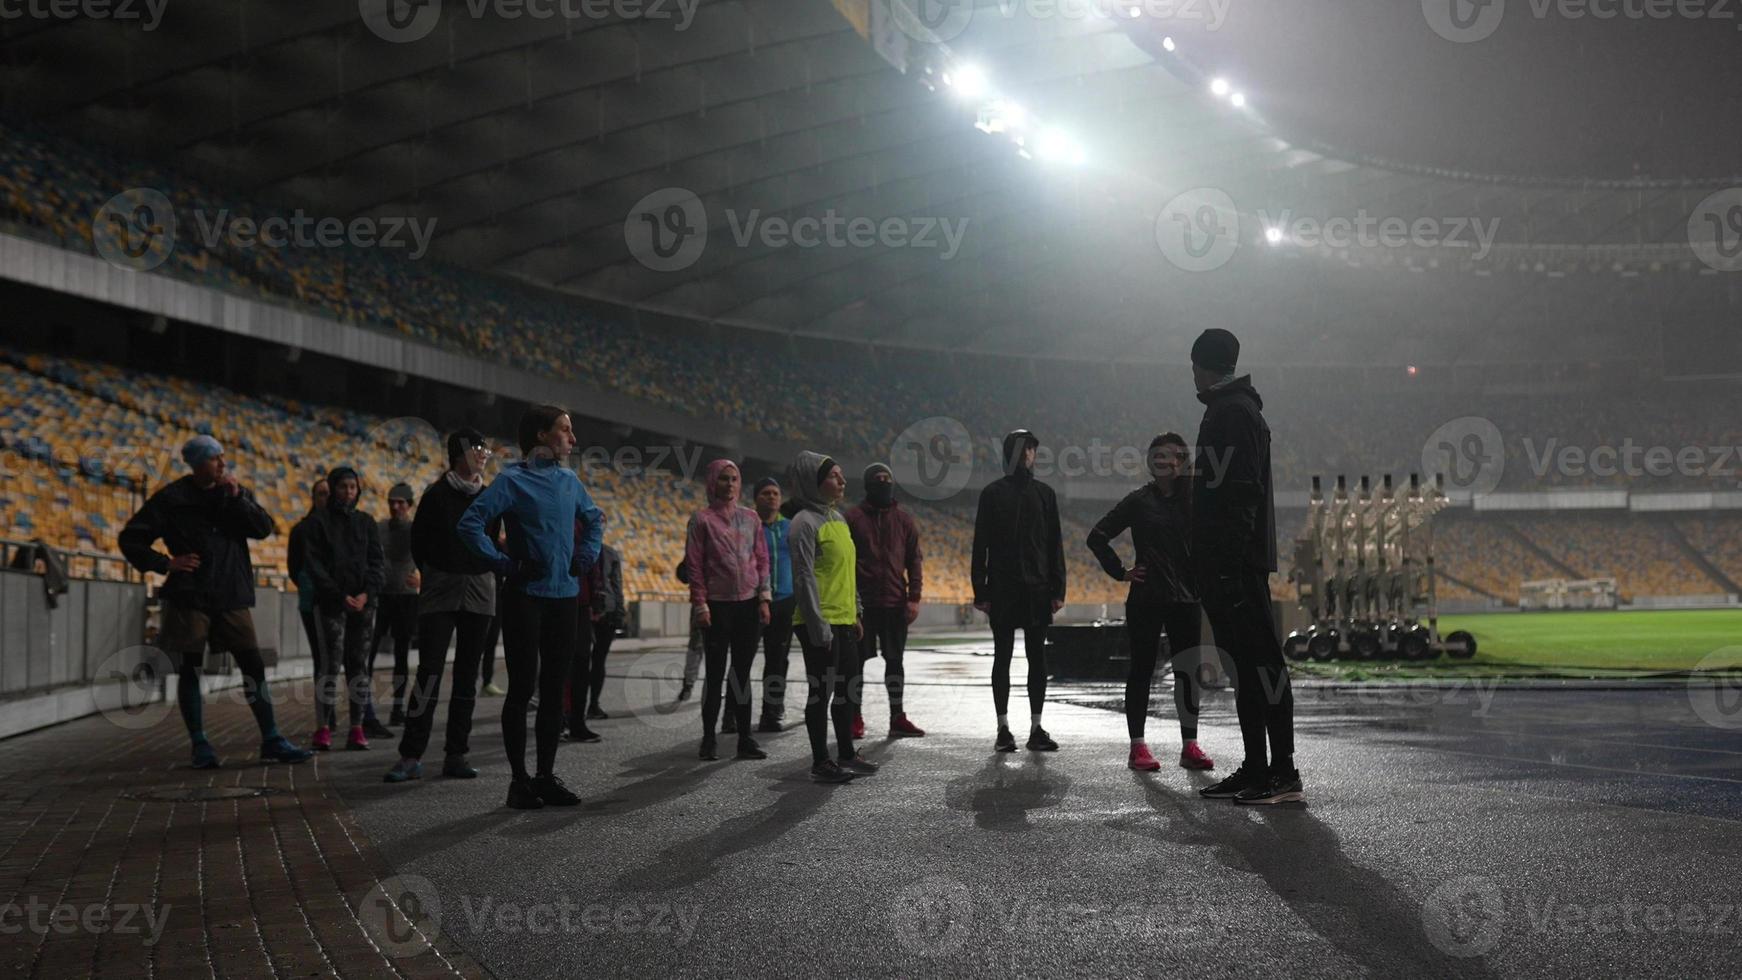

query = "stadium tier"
6;120;1742;496
0;350;1128;604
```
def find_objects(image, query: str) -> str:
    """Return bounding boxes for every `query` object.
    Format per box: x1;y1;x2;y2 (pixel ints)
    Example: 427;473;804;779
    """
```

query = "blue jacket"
763;515;794;602
458;457;604;599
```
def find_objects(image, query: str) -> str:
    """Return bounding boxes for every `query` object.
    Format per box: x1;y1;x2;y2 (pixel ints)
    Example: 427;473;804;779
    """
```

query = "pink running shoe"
1180;743;1215;770
346;725;370;751
311;727;332;752
1128;742;1162;771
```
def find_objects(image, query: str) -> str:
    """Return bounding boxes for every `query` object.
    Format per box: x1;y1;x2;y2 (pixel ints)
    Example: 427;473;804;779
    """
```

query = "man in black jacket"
1188;329;1301;805
971;428;1066;753
301;464;387;751
119;435;312;769
370;482;420;725
386;430;498;783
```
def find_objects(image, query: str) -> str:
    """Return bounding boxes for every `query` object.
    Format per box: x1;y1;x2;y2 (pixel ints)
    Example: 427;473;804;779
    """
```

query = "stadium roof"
2;0;1737;366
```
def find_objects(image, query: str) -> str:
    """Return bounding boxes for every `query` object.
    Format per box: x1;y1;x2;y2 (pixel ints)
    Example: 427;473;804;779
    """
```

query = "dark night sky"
1160;0;1742;180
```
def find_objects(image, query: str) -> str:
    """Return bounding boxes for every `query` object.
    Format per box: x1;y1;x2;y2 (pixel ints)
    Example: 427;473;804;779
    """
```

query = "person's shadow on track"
943;753;1071;833
1117;776;1504;980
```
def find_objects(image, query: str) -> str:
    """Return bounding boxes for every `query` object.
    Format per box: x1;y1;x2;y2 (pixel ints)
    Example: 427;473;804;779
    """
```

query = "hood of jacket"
788;450;836;513
704;458;741;509
1196;374;1264;411
325;466;361;514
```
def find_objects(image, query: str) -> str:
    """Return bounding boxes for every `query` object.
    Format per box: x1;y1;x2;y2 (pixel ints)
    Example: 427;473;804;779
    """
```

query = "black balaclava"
326;466;361;513
863;462;895;508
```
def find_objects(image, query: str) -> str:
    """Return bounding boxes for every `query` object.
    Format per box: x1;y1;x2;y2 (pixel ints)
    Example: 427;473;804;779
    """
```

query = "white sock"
1031;713;1043;731
997;713;1009;730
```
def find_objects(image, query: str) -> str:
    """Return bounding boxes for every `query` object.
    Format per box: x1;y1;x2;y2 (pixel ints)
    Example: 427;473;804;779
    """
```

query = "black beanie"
1190;328;1240;373
754;476;780;495
1002;429;1038;467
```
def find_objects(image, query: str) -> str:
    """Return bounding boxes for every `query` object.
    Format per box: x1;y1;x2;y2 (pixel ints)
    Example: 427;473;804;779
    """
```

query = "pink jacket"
685;460;771;610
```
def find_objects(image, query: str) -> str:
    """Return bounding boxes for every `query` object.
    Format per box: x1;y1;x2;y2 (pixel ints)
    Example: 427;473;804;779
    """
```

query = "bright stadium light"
1265;226;1284;245
1034;127;1086;165
1230;92;1247;108
1162;36;1176;52
951;63;990;100
1210;77;1231;97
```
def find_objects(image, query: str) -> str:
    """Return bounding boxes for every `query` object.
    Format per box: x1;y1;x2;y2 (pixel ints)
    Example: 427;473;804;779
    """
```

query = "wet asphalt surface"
333;634;1742;979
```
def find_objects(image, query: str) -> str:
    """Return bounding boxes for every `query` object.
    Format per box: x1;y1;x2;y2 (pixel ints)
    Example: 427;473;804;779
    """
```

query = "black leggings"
797;627;861;764
500;590;577;781
1203;569;1294;771
176;647;276;739
370;593;418;711
760;596;797;719
398;609;490;760
990;617;1049;720
862;605;909;714
1124;601;1203;741
702;599;762;740
566;611;615;730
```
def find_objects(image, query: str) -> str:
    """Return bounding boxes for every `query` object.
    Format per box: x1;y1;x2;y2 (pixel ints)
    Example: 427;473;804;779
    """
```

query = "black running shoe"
838;754;880;776
530;774;580;807
441;755;478;779
1200;765;1265;800
994;728;1017;752
756;716;785;733
1026;727;1059;752
505;778;545;810
810;760;857;784
568;725;602;743
676;683;693;702
736;738;767;760
721;713;738;734
1235;769;1305;805
586;706;609;721
699;739;719;761
363;717;396;740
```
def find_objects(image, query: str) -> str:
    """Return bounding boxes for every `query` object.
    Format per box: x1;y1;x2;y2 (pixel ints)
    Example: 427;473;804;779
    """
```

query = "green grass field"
1439;609;1742;672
